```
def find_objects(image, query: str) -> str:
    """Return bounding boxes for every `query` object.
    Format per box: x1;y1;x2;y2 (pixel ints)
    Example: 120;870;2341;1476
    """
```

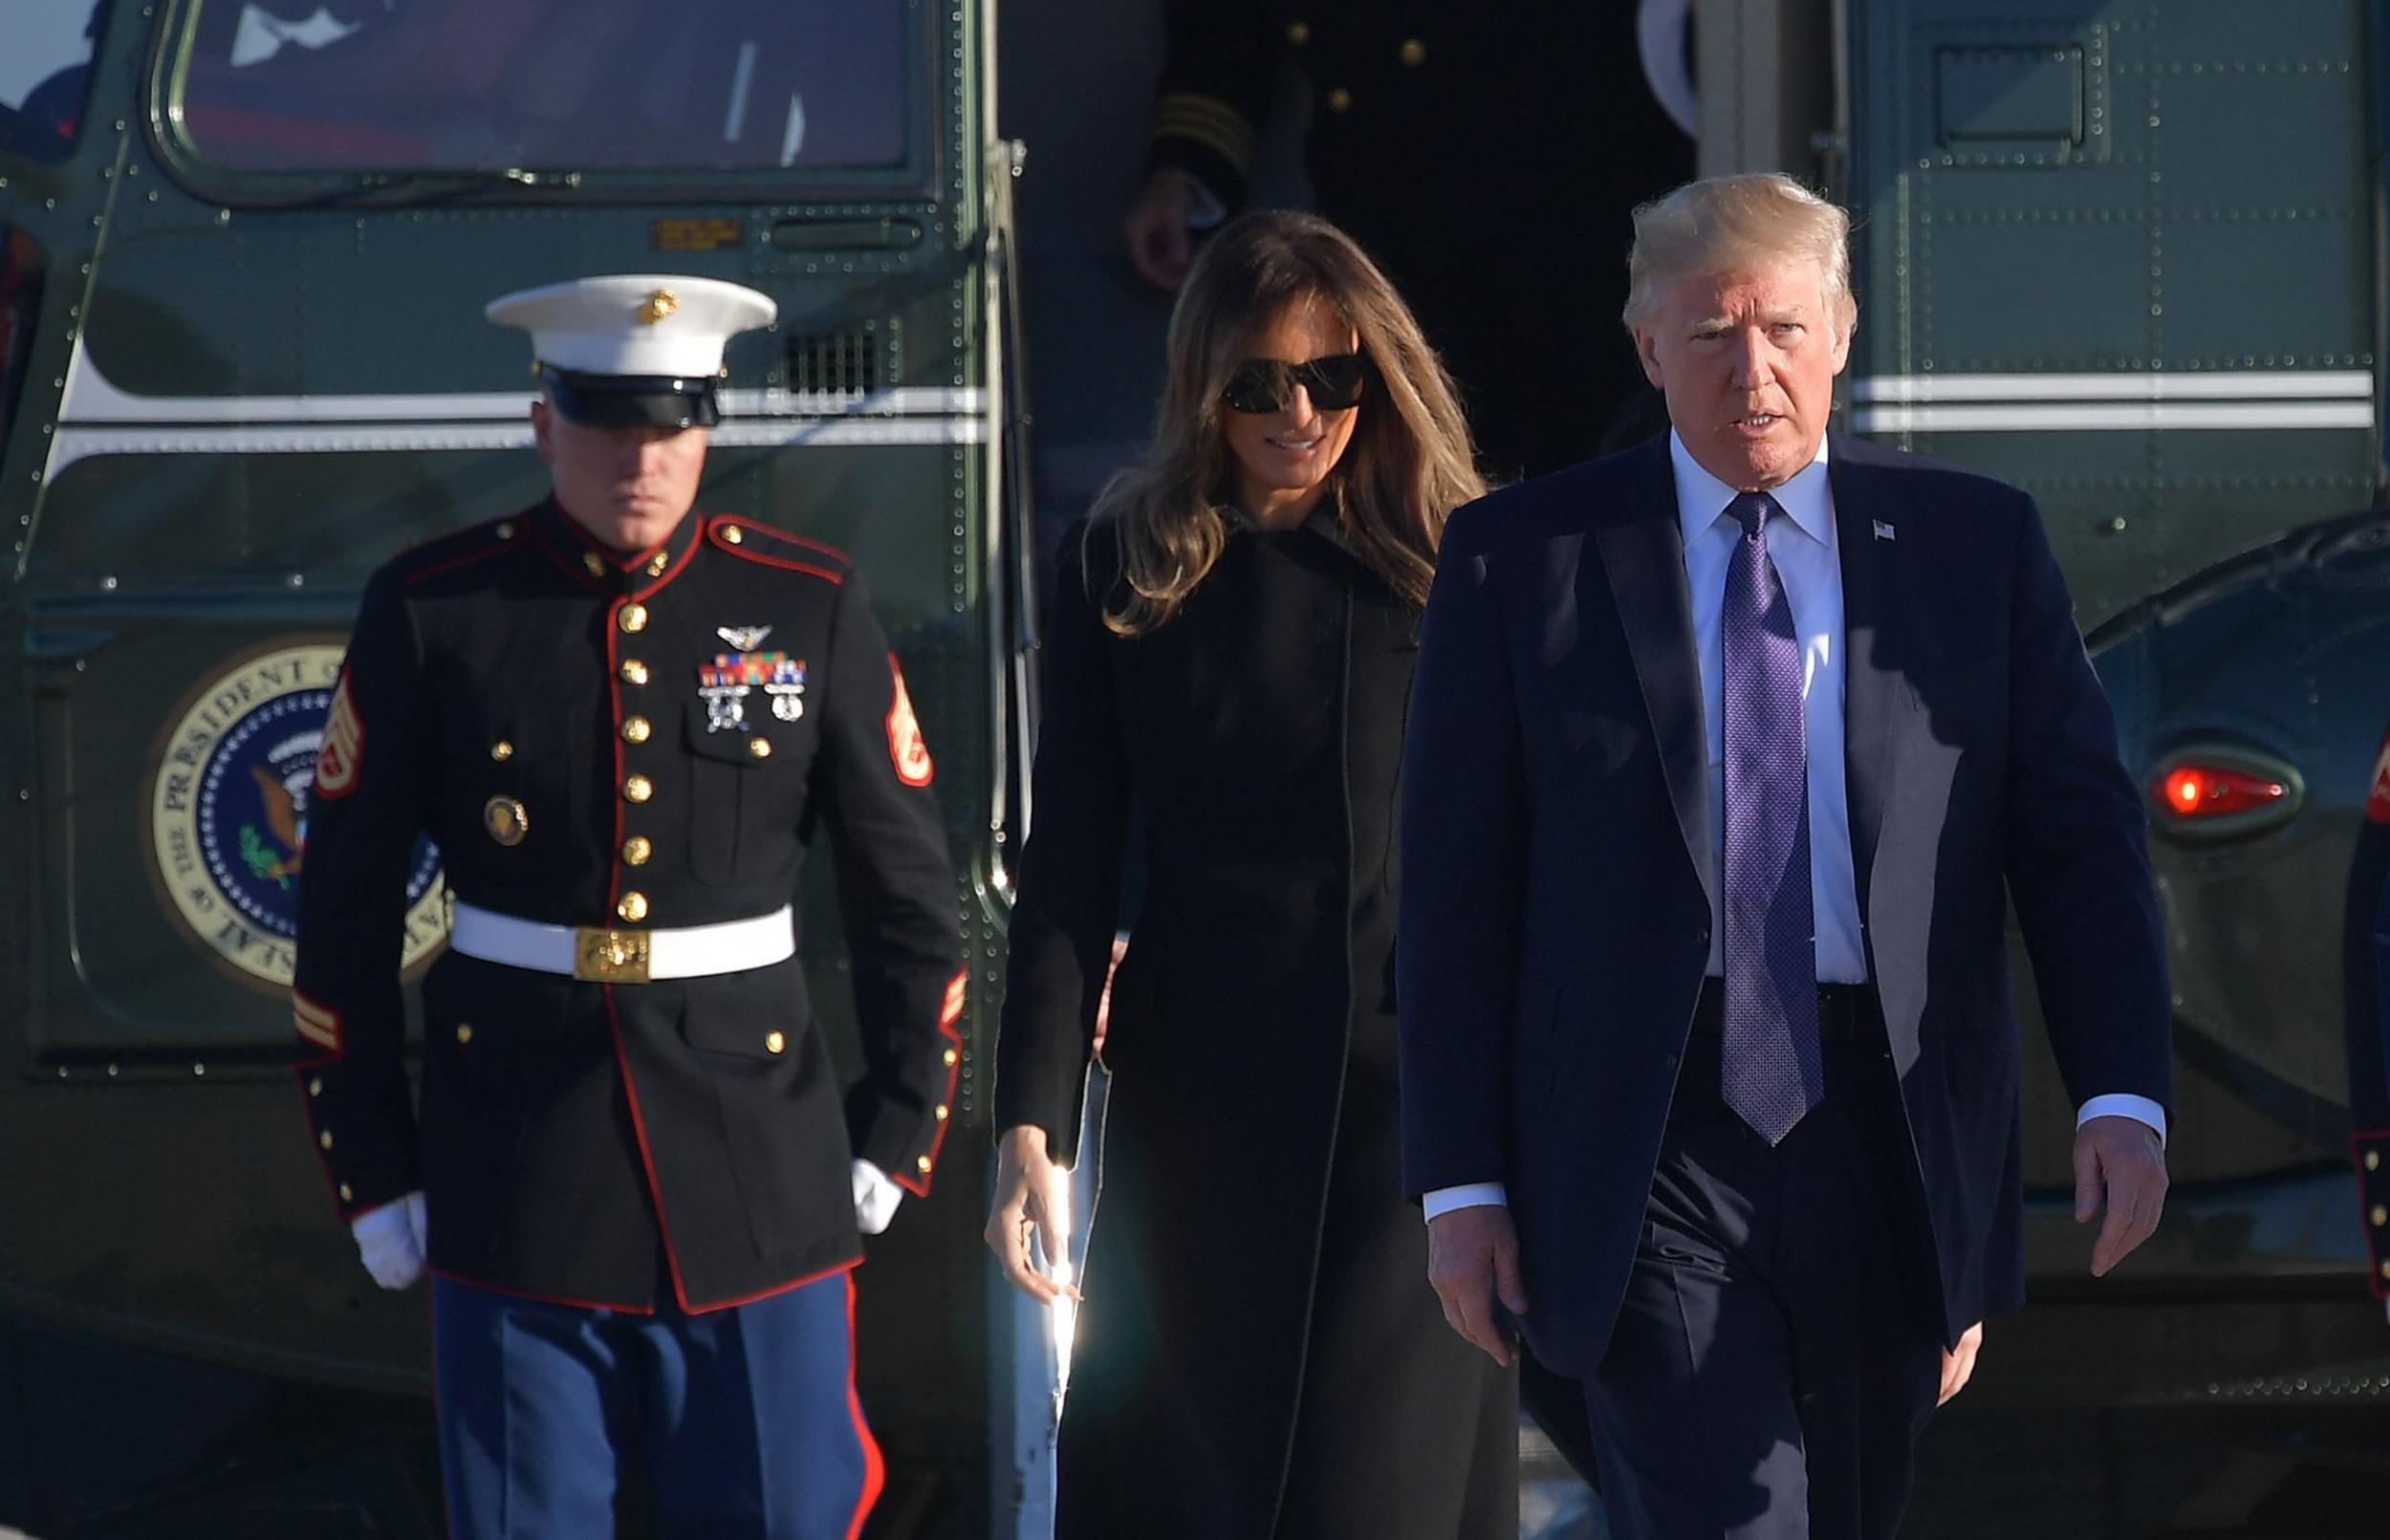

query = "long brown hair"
1089;210;1484;636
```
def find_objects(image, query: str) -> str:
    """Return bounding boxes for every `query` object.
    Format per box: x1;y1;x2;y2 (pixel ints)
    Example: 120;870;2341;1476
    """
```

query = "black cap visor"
541;366;723;429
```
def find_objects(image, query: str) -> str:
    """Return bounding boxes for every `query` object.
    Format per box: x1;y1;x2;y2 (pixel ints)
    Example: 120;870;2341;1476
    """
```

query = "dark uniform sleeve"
812;570;966;1196
2344;727;2390;1296
291;567;437;1220
992;528;1131;1167
1147;0;1292;206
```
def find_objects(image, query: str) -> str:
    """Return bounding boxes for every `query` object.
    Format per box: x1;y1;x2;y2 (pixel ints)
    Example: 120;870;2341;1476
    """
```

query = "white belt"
448;900;795;984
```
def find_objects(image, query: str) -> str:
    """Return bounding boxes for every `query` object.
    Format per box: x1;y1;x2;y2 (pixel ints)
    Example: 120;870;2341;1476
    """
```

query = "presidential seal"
147;640;445;989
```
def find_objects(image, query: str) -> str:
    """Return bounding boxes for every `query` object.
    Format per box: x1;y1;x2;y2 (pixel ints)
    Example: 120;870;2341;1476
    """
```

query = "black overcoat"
997;516;1513;1539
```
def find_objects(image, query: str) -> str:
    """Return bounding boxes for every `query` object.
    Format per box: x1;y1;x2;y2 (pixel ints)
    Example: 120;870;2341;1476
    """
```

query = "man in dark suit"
1398;173;2174;1538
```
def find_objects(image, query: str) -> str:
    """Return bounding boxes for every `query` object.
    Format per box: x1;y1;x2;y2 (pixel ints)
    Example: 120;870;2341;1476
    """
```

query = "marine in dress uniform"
2344;725;2390;1311
291;275;965;1538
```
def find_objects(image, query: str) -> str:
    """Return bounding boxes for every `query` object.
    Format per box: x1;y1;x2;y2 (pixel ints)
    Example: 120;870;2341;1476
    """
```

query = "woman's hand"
987;1123;1079;1303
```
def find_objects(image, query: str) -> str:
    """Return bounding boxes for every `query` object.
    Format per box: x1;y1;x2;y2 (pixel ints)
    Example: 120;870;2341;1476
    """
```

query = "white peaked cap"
485;274;777;379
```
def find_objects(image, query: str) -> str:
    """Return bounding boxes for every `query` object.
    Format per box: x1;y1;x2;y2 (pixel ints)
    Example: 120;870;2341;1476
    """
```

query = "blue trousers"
431;1268;881;1539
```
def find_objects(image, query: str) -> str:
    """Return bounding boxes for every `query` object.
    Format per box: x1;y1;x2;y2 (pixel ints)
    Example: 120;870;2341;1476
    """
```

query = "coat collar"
532;496;704;596
1823;431;1910;932
1590;430;1915;931
1593;434;1713;915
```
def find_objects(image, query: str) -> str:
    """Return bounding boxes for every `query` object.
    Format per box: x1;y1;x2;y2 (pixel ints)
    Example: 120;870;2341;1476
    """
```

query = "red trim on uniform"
628;526;702;604
706;515;848;584
773;530;852;564
313;676;365;801
2366;730;2390;823
425;1264;658;1316
894;968;970;1198
421;1245;863;1317
842;1272;887;1540
605;987;697;1311
883;657;934;787
402;525;526;589
683;1252;862;1314
531;509;605;590
606;602;627;919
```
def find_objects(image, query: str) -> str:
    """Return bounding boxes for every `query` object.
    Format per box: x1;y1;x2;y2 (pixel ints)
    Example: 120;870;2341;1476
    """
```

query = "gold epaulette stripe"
1153;93;1261;175
293;993;343;1052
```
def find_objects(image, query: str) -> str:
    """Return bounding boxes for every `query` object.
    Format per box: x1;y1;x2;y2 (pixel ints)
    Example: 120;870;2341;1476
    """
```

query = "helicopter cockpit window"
171;0;908;174
0;3;106;165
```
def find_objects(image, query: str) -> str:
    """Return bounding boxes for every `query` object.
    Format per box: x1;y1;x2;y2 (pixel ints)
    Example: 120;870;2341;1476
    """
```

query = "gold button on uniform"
624;774;653;803
2374;1204;2387;1227
1400;37;1425;65
308;1077;323;1096
623;835;653;865
620;659;650;685
645;553;668;576
618;892;650;923
2371;1150;2382;1172
748;737;772;760
622;716;652;744
934;1104;949;1121
723;526;746;545
319;1130;334;1150
766;1030;786;1054
494;522;516;541
457;1023;474;1044
619;603;649;634
1326;87;1353;113
2380;1259;2390;1281
916;1156;933;1175
582;552;607;578
489;740;514;762
942;1047;959;1067
1287;19;1310;43
338;1182;354;1203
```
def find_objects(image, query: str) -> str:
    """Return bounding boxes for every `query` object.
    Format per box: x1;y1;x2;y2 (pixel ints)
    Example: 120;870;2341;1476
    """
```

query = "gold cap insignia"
638;289;680;326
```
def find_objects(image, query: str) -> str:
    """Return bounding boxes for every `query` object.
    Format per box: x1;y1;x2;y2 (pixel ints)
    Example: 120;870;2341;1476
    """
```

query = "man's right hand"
1426;1204;1529;1367
986;1124;1077;1303
351;1190;427;1291
1121;168;1197;292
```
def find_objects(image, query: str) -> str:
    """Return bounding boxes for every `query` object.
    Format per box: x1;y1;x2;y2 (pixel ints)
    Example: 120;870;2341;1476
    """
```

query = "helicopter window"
0;3;105;164
170;0;909;176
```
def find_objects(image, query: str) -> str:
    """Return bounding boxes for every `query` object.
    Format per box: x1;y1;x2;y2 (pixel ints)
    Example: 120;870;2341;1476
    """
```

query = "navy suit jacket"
1398;431;2172;1376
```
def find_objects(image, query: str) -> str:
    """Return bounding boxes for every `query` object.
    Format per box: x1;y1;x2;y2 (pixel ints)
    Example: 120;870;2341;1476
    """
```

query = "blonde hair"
1087;209;1485;637
1623;173;1858;334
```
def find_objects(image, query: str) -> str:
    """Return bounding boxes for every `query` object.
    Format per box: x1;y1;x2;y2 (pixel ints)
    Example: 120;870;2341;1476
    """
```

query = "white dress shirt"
1423;435;2163;1223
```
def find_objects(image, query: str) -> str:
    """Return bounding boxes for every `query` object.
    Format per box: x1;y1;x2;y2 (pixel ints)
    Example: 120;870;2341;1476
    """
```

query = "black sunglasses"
1221;354;1367;414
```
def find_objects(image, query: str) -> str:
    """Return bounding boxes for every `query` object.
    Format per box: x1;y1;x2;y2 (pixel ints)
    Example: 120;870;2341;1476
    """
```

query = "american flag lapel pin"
1872;519;1897;542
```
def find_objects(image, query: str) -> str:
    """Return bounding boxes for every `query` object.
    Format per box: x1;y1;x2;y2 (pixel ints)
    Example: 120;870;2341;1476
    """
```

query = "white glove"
852;1159;903;1236
351;1191;428;1291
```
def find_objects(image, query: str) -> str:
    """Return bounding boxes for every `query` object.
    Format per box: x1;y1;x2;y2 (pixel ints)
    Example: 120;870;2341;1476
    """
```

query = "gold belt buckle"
575;927;652;984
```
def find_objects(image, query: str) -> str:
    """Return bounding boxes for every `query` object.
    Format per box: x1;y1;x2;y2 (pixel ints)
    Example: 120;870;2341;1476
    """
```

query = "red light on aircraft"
2157;765;2288;819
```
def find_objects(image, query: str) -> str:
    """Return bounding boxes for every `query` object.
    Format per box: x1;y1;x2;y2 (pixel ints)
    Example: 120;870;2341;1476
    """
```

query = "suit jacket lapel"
1828;436;1906;932
1594;439;1713;913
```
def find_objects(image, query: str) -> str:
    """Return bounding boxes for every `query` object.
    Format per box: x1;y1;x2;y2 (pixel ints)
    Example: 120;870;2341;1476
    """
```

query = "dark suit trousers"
1582;985;1945;1540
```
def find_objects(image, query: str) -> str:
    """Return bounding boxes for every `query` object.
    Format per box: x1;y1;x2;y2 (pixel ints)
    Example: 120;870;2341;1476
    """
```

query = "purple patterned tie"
1720;491;1822;1144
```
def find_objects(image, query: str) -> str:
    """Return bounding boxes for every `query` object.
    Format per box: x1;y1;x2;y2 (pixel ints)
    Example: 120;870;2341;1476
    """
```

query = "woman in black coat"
987;210;1515;1537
